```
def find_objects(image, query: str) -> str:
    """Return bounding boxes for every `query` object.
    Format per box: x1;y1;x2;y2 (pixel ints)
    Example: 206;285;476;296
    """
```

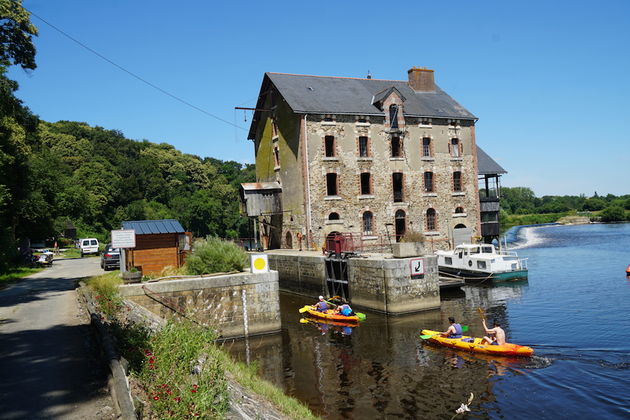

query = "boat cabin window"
457;252;463;259
477;261;487;269
482;246;493;253
470;247;480;254
444;257;452;265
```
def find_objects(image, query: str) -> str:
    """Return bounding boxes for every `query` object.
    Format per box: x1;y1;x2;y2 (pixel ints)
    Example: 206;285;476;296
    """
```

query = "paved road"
0;258;116;419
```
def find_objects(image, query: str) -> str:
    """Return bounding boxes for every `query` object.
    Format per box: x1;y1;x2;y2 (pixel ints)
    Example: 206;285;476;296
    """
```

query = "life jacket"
450;323;463;338
340;305;352;316
317;301;328;312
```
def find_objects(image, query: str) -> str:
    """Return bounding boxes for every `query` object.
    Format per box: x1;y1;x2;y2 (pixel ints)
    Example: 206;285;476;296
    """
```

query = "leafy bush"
185;237;248;275
600;205;627;222
401;230;424;243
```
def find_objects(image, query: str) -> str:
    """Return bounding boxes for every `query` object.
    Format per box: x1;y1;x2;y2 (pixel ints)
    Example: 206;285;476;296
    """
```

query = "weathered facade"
247;68;485;250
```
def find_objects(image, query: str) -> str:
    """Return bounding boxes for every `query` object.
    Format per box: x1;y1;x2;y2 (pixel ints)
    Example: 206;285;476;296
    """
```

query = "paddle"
323;296;367;321
477;307;486;322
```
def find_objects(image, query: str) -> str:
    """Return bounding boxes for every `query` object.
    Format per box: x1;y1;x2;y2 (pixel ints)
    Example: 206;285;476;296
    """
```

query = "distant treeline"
500;187;630;227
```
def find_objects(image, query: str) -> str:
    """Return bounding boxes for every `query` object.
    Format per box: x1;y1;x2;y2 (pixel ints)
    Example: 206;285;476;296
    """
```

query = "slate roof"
122;219;185;235
476;146;507;175
248;72;476;139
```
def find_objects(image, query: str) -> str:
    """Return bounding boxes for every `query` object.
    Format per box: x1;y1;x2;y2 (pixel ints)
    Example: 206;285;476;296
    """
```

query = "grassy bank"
86;273;317;420
0;267;42;288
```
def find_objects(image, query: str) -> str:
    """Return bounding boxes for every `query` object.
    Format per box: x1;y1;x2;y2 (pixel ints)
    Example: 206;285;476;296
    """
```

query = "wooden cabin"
121;219;192;275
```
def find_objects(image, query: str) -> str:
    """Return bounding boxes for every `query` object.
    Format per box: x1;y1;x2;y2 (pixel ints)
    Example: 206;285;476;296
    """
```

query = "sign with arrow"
410;258;425;279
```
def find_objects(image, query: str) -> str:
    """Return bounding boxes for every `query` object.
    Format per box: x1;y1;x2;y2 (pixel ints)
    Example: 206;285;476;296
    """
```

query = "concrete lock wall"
118;271;281;339
349;255;440;314
267;253;327;295
267;252;440;314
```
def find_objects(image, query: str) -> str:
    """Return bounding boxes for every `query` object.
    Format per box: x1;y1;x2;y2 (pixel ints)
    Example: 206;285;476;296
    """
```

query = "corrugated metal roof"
240;182;282;192
122;219;185;235
266;72;476;119
477;146;507;175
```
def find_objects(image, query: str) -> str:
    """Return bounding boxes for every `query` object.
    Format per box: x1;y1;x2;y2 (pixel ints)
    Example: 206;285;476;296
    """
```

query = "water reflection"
226;284;537;419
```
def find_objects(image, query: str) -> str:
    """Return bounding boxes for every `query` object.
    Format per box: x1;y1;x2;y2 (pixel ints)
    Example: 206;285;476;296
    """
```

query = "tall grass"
185;237;248;275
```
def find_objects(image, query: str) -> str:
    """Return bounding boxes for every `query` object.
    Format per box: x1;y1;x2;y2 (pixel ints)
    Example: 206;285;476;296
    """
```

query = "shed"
239;182;283;217
121;219;192;275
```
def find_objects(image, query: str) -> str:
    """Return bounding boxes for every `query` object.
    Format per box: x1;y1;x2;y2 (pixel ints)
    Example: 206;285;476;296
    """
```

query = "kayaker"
335;303;354;317
313;296;329;312
442;317;463;338
481;320;506;345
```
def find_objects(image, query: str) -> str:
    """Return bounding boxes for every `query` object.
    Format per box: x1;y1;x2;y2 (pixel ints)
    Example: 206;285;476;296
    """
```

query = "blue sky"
9;0;630;196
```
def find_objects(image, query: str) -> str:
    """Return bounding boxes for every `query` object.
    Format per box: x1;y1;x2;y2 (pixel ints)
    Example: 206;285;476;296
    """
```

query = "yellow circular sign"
253;257;267;271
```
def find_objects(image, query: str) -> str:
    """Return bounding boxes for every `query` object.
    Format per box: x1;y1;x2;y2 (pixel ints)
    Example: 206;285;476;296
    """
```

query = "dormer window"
389;105;399;129
420;118;432;127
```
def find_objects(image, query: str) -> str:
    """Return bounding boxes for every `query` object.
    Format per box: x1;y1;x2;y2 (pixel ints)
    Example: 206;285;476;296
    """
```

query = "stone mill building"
243;67;502;251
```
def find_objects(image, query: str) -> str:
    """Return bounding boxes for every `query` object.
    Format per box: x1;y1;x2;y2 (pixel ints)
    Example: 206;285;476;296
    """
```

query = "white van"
79;238;100;257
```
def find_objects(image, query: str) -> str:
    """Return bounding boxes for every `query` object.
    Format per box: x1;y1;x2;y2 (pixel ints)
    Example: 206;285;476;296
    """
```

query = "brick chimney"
407;67;435;92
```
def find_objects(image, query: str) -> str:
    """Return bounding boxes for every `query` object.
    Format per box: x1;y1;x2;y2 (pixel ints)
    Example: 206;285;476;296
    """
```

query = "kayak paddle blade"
462;325;469;332
356;312;366;321
298;306;309;313
420;334;434;340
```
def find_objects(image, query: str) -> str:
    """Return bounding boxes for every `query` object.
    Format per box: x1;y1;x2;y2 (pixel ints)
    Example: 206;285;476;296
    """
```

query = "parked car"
79;238;100;257
100;244;120;270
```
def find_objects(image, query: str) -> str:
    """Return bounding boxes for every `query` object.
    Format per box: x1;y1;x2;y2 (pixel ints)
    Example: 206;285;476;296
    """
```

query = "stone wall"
305;114;480;250
118;271;280;339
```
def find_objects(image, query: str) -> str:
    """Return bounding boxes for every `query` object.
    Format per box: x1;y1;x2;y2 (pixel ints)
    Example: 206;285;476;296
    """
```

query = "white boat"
436;244;528;282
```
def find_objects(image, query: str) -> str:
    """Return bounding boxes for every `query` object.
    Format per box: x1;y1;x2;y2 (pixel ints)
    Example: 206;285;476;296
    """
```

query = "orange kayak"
420;329;534;357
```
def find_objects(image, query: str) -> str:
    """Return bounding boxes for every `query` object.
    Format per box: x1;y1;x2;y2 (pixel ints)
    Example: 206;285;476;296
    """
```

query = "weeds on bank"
0;266;41;286
85;272;316;420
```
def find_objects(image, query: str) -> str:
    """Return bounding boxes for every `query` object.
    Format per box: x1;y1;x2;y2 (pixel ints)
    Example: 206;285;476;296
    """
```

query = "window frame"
326;173;338;196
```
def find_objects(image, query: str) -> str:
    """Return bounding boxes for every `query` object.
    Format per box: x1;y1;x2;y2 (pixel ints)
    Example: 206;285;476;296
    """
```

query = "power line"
25;7;247;131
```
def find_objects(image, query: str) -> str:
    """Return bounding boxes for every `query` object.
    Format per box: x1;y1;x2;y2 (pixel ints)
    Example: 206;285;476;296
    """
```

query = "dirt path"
0;258;117;419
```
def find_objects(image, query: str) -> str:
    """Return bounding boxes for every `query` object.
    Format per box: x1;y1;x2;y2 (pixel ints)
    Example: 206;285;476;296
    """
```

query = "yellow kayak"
420;329;534;357
299;306;362;323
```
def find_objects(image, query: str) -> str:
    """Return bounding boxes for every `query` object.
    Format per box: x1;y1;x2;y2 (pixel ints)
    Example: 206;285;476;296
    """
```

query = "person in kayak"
313;296;329;312
442;317;463;338
481;320;506;345
335;303;354;317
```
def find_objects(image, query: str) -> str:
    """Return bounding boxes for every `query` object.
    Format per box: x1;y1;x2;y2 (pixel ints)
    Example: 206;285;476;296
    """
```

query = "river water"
227;223;630;419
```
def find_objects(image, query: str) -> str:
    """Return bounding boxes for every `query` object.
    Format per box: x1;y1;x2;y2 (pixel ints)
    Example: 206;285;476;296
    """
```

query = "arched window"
454;223;467;229
389;104;399;128
328;212;340;220
362;211;373;235
426;208;437;231
455;207;464;213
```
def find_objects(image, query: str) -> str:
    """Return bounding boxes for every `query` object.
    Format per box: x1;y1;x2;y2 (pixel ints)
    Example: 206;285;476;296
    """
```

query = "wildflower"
153;396;159;401
191;389;197;393
173;397;181;403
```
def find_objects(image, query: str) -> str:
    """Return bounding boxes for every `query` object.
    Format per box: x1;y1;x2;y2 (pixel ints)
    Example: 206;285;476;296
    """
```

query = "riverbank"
85;272;317;419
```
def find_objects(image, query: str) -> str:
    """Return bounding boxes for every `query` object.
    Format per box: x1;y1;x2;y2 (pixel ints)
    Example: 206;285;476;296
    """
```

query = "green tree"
600;205;626;222
0;0;38;70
